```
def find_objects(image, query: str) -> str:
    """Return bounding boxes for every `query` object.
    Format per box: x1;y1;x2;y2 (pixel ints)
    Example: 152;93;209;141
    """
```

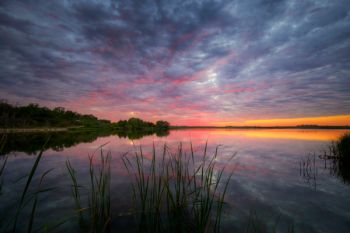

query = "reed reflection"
299;133;350;187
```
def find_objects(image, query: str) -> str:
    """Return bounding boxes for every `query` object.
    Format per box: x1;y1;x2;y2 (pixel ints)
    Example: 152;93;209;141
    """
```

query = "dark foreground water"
1;129;350;233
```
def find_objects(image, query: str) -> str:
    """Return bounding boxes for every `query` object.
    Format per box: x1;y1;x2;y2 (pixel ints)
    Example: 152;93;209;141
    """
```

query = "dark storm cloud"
0;0;349;123
0;11;34;33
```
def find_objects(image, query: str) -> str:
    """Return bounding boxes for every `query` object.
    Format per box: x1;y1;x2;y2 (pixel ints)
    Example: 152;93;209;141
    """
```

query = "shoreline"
1;126;350;134
0;128;69;133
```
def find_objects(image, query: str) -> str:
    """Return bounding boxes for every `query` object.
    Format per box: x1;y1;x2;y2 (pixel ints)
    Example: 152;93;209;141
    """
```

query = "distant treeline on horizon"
171;125;350;129
0;101;170;130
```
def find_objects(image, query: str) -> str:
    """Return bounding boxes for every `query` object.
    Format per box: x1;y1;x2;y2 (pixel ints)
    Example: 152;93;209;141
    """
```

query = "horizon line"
170;125;350;129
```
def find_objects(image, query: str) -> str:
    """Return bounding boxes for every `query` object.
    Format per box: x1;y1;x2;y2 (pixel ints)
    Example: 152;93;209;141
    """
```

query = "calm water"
1;129;350;233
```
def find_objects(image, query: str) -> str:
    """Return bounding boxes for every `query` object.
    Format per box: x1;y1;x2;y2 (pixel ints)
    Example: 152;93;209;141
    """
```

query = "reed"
0;137;59;233
0;135;7;195
322;133;350;183
66;148;111;233
122;142;233;233
331;133;350;158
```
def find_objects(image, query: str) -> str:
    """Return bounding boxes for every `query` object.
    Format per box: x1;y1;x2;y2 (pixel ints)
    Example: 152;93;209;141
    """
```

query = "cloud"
0;0;349;124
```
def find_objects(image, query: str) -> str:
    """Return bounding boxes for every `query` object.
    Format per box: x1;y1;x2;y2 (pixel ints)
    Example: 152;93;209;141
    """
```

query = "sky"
0;0;350;126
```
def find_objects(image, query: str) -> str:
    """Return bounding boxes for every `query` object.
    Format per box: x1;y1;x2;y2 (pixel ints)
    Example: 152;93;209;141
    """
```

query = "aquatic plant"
331;133;350;158
66;149;111;233
320;133;350;183
122;142;233;233
0;137;64;233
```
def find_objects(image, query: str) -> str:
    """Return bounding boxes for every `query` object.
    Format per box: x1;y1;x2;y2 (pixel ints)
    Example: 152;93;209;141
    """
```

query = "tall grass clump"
324;133;350;183
122;142;233;233
66;149;111;233
0;137;63;233
330;133;350;159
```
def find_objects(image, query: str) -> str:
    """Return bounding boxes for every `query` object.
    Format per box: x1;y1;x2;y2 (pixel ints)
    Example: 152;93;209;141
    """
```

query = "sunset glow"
0;1;349;126
212;115;350;127
244;115;350;127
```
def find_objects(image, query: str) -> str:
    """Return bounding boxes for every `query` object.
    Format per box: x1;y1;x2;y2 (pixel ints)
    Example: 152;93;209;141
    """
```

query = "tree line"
0;101;111;128
0;101;170;131
113;118;170;131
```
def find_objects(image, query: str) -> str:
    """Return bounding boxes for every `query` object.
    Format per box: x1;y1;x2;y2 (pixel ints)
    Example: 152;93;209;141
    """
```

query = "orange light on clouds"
215;115;350;127
243;115;350;126
210;129;349;141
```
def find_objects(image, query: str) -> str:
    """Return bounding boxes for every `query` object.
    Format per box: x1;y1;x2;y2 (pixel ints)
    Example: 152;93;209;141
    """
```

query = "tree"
156;120;170;129
128;118;145;129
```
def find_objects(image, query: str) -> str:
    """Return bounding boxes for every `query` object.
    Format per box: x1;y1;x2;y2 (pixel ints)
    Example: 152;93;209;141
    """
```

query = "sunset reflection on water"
1;129;350;233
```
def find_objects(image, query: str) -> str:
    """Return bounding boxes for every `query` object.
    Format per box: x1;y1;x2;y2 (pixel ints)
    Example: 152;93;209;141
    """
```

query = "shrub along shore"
0;101;170;132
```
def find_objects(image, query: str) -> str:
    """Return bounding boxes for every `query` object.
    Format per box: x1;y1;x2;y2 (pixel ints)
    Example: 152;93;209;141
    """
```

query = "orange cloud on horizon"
242;114;350;127
213;115;350;127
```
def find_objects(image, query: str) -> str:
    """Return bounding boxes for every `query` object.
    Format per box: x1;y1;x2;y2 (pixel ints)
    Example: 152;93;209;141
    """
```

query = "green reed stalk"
12;138;51;233
66;149;111;233
122;142;233;233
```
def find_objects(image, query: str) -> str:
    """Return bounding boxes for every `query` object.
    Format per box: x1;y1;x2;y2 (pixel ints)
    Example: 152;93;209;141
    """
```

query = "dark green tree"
156;120;170;129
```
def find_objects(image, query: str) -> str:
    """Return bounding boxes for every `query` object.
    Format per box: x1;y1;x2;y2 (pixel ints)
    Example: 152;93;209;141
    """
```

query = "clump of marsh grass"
330;133;350;159
0;137;64;233
322;133;350;183
122;142;233;233
66;148;111;233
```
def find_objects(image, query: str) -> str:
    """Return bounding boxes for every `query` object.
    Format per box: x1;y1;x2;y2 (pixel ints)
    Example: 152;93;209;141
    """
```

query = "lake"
1;129;350;233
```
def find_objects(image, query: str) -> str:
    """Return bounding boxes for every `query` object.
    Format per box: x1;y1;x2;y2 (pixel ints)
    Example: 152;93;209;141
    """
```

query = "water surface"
1;129;350;233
